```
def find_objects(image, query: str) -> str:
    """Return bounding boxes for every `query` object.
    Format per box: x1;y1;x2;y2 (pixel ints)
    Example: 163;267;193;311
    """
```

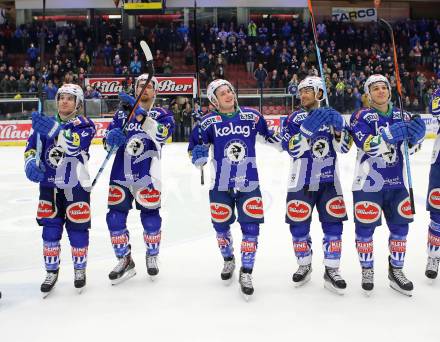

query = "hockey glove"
106;128;127;149
191;145;209;167
25;157;45;183
407;115;426;145
32;111;61;139
300;107;329;138
118;92;136;109
328;109;345;132
380;121;409;144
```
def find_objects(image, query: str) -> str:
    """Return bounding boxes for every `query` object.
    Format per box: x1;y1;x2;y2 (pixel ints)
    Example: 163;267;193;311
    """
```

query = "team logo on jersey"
243;197;264;219
108;185;126;205
37;200;57;219
398;198;413;218
45;145;65;169
429;189;440;209
126;138;145;157
214;122;250;138
136;188;161;208
382;145;398;165
311;138;330;158
325;197;347;218
201;115;222;130
66;202;91;224
354;201;381;224
286;200;312;222
210;202;233;223
389;239;406;253
224;140;247;164
356;240;373;254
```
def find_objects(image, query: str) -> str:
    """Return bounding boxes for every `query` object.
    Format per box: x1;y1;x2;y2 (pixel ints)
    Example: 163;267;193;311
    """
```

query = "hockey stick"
193;0;204;185
307;0;329;107
378;18;416;214
91;40;154;189
35;99;43;168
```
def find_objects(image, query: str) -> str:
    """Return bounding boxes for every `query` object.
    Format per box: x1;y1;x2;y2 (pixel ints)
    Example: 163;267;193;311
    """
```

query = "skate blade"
324;281;345;295
239;290;252;302
363;289;373;297
42;289;54;299
222;275;234;286
148;274;158;282
111;268;137;286
292;274;311;288
389;281;412;297
76;287;85;294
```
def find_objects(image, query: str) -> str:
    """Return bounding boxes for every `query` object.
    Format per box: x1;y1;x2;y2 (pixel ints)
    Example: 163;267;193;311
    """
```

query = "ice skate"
109;255;136;285
324;267;346;295
146;255;159;280
239;268;254;300
361;268;374;296
388;258;413;297
74;269;86;294
41;269;59;298
425;257;439;281
221;256;235;284
292;264;312;287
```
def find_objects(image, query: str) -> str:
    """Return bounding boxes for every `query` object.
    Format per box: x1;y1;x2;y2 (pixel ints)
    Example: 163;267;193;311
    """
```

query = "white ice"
0;141;438;342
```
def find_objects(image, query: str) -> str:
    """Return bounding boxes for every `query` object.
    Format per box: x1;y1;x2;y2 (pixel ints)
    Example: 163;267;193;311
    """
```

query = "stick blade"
140;40;153;62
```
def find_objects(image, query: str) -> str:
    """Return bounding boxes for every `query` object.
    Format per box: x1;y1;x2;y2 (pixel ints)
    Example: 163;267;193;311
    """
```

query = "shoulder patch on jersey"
201;115;222;130
292;110;308;125
363;111;379;123
239;111;258;121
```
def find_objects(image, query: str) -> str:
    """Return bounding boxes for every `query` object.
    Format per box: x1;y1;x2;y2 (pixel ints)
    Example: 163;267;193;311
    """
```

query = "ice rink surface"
0;141;439;342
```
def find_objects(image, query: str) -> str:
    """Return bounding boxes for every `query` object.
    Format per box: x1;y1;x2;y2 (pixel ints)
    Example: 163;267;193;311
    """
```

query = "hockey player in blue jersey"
188;79;281;298
104;74;174;284
24;84;96;296
350;74;425;296
425;87;440;280
280;76;352;294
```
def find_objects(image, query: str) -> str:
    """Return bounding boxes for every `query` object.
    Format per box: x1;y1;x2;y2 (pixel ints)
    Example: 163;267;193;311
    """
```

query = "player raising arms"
425;86;440;280
24;84;96;296
189;79;281;299
280;76;352;294
103;74;174;285
349;74;425;296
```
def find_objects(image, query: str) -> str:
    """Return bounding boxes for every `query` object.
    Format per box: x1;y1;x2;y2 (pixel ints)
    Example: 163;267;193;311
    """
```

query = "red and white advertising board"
85;76;195;96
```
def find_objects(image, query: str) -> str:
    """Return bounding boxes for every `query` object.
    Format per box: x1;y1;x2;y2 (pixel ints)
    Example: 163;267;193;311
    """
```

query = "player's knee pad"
240;223;260;236
106;209;128;232
140;210;162;233
289;224;310;238
67;229;89;248
322;222;343;236
388;223;409;237
213;223;231;233
355;224;375;238
42;220;63;242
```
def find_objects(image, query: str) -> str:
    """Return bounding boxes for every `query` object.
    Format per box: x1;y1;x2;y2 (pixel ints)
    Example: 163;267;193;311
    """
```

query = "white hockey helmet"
56;83;84;111
364;74;391;102
298;76;326;101
206;79;237;108
135;73;159;92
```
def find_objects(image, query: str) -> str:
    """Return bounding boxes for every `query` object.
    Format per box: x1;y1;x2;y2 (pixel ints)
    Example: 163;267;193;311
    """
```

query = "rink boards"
0;114;437;146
